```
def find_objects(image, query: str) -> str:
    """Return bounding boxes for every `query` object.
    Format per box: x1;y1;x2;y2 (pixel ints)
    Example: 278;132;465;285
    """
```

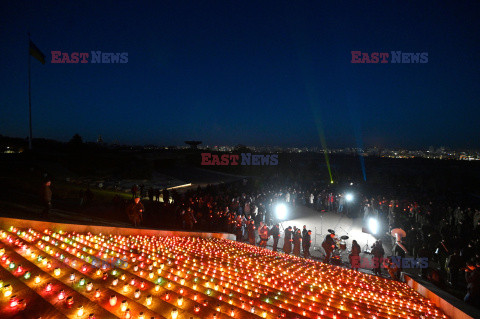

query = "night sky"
1;1;479;149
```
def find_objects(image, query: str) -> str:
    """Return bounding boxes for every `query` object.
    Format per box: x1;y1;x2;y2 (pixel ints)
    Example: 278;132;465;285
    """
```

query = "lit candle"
121;300;128;312
109;295;117;306
134;289;141;299
9;296;18;308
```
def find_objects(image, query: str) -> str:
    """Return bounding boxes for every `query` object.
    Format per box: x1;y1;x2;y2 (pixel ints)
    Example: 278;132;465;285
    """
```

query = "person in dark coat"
349;240;361;271
270;224;280;252
41;180;52;218
303;230;312;258
283;226;293;254
258;222;269;248
418;245;430;278
126;197;144;227
371;240;385;276
302;225;308;238
247;219;256;245
162;188;170;204
131;184;138;199
447;250;463;288
235;222;243;242
293;229;302;257
322;234;336;263
183;207;197;230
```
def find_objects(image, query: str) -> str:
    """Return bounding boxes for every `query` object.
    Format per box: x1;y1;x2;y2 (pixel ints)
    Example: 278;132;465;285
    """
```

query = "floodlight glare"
275;204;287;220
345;193;354;202
368;218;378;235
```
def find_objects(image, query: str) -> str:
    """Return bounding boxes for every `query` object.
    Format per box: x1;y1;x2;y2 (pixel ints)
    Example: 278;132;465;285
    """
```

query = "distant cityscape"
195;145;480;161
1;134;479;161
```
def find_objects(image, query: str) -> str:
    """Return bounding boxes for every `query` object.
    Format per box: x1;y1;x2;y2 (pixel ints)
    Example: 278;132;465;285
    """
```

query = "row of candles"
0;226;448;319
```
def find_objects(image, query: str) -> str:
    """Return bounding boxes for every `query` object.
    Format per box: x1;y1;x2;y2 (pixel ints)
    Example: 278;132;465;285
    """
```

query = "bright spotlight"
345;193;354;202
368;218;378;235
275;204;287;220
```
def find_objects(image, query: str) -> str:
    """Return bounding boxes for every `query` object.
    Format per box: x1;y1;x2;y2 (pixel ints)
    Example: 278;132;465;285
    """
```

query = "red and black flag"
29;40;46;64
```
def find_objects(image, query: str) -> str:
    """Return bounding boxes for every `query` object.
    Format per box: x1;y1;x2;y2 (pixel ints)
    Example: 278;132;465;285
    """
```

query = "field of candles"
0;224;448;319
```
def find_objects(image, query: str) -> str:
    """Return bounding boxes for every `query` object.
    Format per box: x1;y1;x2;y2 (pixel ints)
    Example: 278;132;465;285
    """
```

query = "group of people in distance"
282;225;313;258
236;222;313;258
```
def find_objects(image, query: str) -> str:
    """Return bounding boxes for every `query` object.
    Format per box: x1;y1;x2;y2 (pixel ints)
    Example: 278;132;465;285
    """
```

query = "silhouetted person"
183;207;197;230
303;230;312;258
418;245;430;278
284;226;293;254
349;240;361;271
247;219;256;245
372;240;385;276
447;250;462;288
293;229;302;257
163;188;170;204
235;222;243;242
127;197;144;227
41;180;52;218
131;184;138;199
322;234;336;263
270;224;280;252
258;222;269;248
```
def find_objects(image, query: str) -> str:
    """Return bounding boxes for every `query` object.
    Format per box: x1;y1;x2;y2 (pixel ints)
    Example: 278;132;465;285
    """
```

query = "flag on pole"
29;40;46;64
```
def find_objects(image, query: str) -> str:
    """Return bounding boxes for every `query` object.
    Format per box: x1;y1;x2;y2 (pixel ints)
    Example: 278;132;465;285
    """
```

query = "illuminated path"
0;224;447;318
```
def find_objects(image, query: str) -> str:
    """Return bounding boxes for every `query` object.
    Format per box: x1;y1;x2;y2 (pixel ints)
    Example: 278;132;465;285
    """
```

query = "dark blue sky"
1;1;479;148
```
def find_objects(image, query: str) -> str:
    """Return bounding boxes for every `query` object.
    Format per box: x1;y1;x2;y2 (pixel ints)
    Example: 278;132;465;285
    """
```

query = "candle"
109;295;117;306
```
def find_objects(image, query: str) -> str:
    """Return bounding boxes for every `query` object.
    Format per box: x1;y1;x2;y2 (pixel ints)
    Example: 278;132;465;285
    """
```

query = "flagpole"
28;32;33;150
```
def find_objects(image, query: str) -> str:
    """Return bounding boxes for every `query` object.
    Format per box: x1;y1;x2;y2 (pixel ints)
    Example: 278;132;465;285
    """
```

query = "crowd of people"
120;179;479;306
370;197;480;305
40;175;479;306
